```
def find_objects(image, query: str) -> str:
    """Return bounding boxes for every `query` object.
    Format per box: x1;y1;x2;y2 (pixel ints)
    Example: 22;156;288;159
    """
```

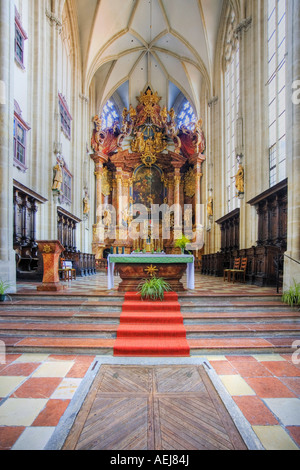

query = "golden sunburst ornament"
144;265;158;277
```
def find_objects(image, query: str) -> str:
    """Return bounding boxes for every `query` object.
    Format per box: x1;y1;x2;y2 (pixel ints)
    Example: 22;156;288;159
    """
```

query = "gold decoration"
184;168;196;198
43;245;52;253
137;89;161;109
141;139;157;167
102;168;112;196
144;265;158;277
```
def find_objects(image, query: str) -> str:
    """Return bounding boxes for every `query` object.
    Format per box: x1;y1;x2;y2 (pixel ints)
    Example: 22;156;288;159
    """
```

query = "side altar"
107;254;194;292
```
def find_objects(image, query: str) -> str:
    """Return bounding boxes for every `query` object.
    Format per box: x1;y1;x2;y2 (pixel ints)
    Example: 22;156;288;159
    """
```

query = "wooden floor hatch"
63;365;247;450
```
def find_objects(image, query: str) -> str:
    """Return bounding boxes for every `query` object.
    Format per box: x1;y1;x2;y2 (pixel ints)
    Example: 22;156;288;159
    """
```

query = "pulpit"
37;240;65;291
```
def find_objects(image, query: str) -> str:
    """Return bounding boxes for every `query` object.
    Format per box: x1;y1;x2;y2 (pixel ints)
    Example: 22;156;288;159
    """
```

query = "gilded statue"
232;164;245;194
129;105;137;122
103;210;112;228
193;119;206;154
131;130;146;153
91;115;105;154
83;191;90;215
121;107;132;135
160;106;168;125
166;108;177;136
207;197;213;217
52;162;63;191
153;131;166;153
135;89;162;127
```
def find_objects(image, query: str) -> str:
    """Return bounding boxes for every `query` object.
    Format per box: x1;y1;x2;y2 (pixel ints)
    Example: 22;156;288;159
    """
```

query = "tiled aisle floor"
0;352;299;450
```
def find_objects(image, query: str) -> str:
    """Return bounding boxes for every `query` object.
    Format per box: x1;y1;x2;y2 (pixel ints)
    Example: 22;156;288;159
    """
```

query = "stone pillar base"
37;282;65;292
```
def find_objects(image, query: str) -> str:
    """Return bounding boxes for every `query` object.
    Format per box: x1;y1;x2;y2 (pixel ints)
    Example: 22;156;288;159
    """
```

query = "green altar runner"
107;254;195;292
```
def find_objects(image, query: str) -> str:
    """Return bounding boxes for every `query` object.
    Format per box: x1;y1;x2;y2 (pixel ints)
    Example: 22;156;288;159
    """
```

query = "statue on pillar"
232;164;245;195
207;197;213;217
83;190;90;215
52;161;63;192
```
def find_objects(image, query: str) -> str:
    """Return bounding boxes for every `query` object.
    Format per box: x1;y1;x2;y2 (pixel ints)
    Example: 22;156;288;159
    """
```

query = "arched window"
223;9;240;212
177;100;196;130
267;0;287;187
101;100;120;129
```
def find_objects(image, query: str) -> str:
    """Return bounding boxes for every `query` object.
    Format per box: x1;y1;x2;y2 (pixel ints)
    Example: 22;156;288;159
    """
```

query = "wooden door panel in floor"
63;365;247;450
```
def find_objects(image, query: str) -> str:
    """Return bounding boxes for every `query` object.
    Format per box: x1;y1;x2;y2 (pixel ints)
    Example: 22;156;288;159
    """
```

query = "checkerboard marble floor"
0;352;299;450
15;271;279;296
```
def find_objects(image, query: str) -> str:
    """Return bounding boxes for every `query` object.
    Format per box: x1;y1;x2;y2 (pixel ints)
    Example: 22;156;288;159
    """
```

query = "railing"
284;253;300;265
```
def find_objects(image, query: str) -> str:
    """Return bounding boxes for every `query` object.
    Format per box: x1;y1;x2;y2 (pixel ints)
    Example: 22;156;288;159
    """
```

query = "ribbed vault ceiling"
75;0;223;116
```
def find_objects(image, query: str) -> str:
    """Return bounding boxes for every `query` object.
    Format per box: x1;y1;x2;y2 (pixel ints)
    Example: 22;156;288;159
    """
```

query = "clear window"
59;94;72;140
224;43;240;212
267;0;287;187
14;9;27;68
13;106;30;171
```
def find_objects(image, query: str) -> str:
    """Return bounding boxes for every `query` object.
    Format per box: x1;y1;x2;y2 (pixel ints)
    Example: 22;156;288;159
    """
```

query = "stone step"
0;301;123;312
0;321;299;339
180;302;292;312
0;290;297;355
183;311;300;323
0;322;117;338
0;311;121;323
0;307;298;324
1;335;296;355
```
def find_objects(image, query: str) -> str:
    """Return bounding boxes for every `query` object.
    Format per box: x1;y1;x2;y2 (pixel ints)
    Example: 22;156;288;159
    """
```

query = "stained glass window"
177;100;196;130
101;100;120;129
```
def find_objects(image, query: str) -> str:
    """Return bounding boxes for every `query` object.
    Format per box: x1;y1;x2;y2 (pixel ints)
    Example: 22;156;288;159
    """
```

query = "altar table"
107;254;194;292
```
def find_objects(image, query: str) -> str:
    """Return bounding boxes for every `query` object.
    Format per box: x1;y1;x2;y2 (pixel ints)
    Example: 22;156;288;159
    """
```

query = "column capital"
189;154;206;172
91;153;108;166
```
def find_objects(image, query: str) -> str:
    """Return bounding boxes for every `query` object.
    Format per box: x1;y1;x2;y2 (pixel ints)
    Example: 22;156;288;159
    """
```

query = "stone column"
167;175;174;206
190;154;206;252
91;154;107;258
0;0;16;291
173;168;181;228
116;170;123;227
284;0;300;288
190;155;206;228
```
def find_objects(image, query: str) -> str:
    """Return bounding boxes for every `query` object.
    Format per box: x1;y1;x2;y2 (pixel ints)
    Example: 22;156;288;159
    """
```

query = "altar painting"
133;165;164;207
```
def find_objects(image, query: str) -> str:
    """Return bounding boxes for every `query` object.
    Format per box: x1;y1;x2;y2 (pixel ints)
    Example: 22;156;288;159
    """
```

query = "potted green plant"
282;280;300;308
175;235;191;254
0;280;12;302
138;277;172;301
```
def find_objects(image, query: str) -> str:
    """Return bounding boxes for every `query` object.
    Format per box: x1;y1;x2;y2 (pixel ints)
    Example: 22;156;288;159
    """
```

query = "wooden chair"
224;258;240;282
231;257;247;284
59;258;76;281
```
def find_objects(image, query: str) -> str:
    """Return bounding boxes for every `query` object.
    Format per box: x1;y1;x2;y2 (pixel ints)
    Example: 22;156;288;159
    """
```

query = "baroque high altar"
90;88;206;260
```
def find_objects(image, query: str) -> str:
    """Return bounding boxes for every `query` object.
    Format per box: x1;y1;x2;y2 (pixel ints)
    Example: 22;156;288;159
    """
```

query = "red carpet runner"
114;292;190;357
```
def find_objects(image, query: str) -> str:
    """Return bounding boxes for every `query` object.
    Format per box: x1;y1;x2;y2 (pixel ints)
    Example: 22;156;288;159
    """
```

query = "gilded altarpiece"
90;88;206;260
